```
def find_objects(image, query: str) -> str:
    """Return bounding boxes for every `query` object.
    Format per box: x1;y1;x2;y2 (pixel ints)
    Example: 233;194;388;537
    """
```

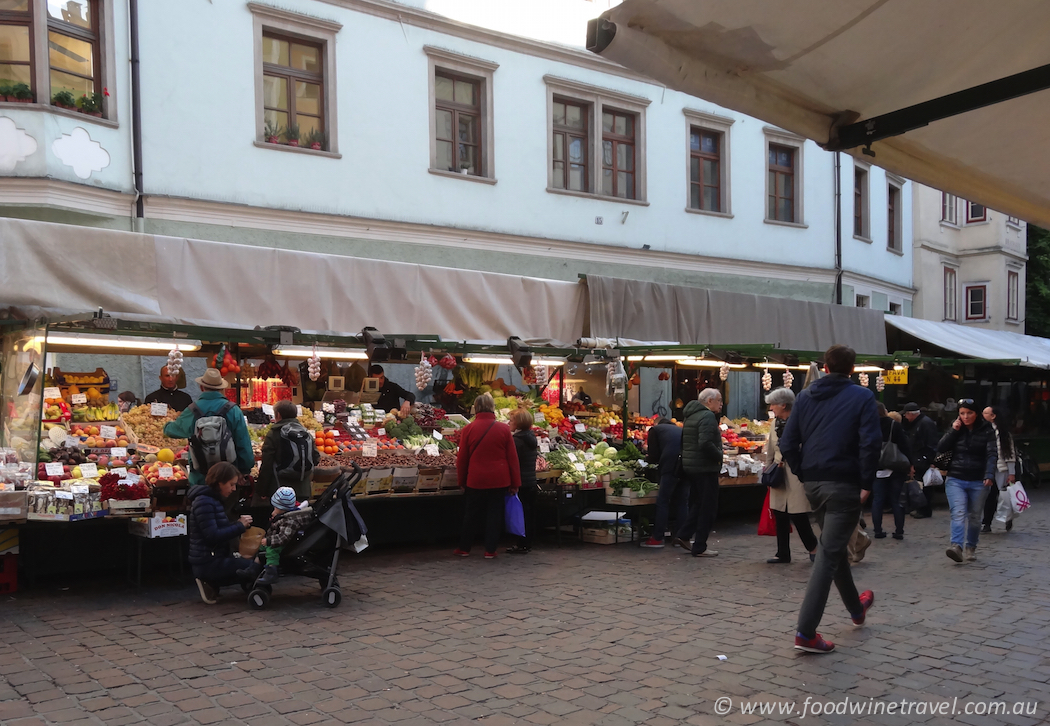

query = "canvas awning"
587;275;886;354
886;316;1050;369
587;0;1050;227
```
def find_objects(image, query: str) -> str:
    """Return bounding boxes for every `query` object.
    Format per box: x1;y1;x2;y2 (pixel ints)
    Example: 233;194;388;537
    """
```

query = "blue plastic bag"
505;493;525;537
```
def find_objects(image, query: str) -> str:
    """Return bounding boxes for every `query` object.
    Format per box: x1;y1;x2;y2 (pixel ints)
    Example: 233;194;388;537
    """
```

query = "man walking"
901;402;939;518
779;345;881;653
641;417;685;548
675;389;723;557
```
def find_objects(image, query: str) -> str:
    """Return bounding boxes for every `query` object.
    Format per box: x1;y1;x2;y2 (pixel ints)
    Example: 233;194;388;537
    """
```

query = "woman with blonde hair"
507;408;538;554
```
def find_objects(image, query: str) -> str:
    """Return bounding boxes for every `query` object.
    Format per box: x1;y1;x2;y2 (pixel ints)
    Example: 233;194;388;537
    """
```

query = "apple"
87;454;99;462
128;468;139;475
98;456;109;467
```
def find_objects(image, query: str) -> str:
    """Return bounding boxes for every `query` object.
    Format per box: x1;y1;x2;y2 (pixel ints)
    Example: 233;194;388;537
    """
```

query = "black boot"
236;560;263;583
256;565;280;586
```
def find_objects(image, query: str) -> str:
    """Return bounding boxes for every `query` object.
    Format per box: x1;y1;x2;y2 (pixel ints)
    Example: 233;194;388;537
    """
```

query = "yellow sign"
883;369;908;385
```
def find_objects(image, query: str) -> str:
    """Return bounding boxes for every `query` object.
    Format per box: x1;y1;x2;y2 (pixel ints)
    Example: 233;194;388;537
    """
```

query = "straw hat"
196;368;229;390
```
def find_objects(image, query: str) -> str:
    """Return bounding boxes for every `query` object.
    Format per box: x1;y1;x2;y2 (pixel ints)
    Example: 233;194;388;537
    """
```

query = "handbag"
761;460;785;488
878;421;912;472
933;450;953;471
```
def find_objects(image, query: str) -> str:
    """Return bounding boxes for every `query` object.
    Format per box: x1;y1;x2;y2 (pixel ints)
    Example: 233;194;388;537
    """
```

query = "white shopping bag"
922;467;944;488
994;489;1015;523
1007;481;1031;517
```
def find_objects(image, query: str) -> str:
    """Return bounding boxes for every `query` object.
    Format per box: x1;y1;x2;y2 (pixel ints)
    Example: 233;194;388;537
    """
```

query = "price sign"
583;452;595;461
71;393;87;405
574;463;587;472
158;466;174;479
727;464;739;478
65;437;79;449
883;369;908;385
123;473;141;484
719;423;729;431
535;413;545;423
45;462;64;477
150;402;169;416
377;428;386;437
56;490;73;500
70;484;89;494
99;425;117;439
296;405;303;417
567;452;577;461
79;462;98;478
539;442;551;454
110;447;127;458
575;423;586;433
363;442;378;458
432;430;443;440
329;429;339;437
111;467;127;477
424;444;440;456
44;387;61;400
261;403;274;418
314;410;325;423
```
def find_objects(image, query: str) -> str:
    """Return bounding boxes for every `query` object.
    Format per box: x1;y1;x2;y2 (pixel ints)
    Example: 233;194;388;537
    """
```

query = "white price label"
122;473;141;484
574;463;587;472
296;405;303;417
719;423;729;431
727;465;738;478
575;423;586;433
329;429;339;437
66;437;79;449
111;467;127;477
45;462;64;477
567;452;577;461
539;442;550;454
110;447;127;458
535;413;545;423
424;444;439;456
584;452;595;461
261;403;274;418
159;466;174;479
44;387;61;400
314;410;325;423
377;428;386;437
363;442;378;458
56;490;73;500
70;484;89;494
150;402;169;416
79;462;98;478
99;425;117;439
432;430;443;440
71;393;87;405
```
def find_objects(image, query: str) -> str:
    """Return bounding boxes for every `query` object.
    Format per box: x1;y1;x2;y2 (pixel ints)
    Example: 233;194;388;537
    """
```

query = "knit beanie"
271;487;298;512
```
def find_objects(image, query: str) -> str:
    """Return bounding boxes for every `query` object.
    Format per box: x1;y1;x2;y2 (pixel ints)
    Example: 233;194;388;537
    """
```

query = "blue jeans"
652;472;688;540
945;477;991;548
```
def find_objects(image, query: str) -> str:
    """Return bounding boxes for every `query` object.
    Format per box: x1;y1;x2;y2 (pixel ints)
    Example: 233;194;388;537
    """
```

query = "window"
965;285;987;320
1007;215;1022;228
251;4;340;154
689;128;721;212
855;294;869;309
887;181;902;251
47;0;100;101
889;302;902;316
426;46;496;181
1008;271;1019;321
544;75;649;202
768;144;795;223
0;1;33;95
941;192;958;225
966;201;987;223
853;165;869;238
944;267;957;321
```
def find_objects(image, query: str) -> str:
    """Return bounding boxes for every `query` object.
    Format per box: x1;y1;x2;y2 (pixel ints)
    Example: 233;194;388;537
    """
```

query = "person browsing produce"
144;365;193;412
370;364;415;415
257;400;319;501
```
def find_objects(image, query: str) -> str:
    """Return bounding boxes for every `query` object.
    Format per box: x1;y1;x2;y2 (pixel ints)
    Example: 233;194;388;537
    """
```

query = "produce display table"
127;529;186;588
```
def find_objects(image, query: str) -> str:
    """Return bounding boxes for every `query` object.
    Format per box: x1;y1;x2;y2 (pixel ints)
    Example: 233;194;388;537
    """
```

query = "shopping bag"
504;493;526;537
848;521;871;563
1007;481;1031;517
900;479;928;514
238;526;266;558
757;489;777;536
994;488;1015;523
922;467;944;488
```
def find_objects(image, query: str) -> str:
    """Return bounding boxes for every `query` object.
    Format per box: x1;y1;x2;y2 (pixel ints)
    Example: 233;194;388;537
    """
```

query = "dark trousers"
797;480;864;639
192;556;256;589
871;473;905;535
458;487;508;554
773;510;818;561
983;484;1000;527
653;472;688;540
517;485;538;549
676;472;719;554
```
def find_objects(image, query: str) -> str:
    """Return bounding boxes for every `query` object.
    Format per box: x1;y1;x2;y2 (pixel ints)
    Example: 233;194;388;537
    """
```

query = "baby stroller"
246;463;368;609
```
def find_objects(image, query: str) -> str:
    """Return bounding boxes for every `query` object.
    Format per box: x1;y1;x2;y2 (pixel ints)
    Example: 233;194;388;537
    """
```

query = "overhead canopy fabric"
886;316;1050;369
587;275;886;354
0;218;587;345
588;0;1050;227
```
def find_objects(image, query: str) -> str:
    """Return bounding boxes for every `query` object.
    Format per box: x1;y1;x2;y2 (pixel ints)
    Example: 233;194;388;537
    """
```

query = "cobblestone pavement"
2;489;1048;726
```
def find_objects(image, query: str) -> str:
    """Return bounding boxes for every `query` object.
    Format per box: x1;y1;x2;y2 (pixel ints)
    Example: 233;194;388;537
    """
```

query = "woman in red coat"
454;393;521;558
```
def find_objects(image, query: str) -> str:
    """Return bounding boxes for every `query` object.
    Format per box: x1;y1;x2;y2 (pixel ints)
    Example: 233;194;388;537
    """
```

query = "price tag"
71;393;87;405
433;430;443;440
574;463;587;472
567;452;577;461
79;462;98;478
314;410;325;423
122;473;141;484
56;490;73;500
584;452;595;461
424;444;440;456
111;467;127;477
296;405;303;417
719;423;729;431
99;425;117;439
539;442;550;454
261;403;274;418
110;447;127;458
70;484;89;494
329;429;339;437
158;466;174;479
44;387;61;400
535;413;545;423
45;462;64;477
362;442;377;458
322;402;335;413
66;437;80;449
727;464;738;478
377;428;386;437
575;423;586;433
150;402;169;416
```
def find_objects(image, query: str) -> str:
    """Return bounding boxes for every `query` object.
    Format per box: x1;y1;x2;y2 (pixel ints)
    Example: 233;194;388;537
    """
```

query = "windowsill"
964;317;989;323
939;221;961;231
253;140;341;158
886;246;904;257
1007;222;1023;230
0;101;118;128
546;187;650;206
764;218;808;229
684;207;733;219
965;219;990;226
1006;318;1021;325
853;234;872;244
429;168;497;185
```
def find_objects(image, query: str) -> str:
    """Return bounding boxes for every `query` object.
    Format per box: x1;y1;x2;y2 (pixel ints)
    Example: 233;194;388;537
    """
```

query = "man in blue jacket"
641;417;685;548
779;345;881;653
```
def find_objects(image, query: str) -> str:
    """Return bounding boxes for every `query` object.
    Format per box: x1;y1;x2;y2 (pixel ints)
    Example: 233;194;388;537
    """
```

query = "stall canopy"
587;0;1050;228
886;316;1050;369
587;275;886;354
0;218;586;346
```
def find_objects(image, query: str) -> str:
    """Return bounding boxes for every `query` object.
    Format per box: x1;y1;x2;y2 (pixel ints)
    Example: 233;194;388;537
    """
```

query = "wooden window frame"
1007;215;1022;229
1007;271;1019;321
853;163;869;239
261;31;325;141
965;284;987;321
944;267;957;321
46;0;101;103
887;179;903;252
425;46;497;183
0;4;34;97
966;201;987;223
764;128;805;227
941;192;958;226
552;95;590;193
434;70;481;176
768;144;795;223
688;127;720;212
601;106;636;200
683;109;733;217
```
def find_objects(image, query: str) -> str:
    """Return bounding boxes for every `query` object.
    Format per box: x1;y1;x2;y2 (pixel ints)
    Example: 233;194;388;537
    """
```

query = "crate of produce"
390;467;419;495
0;491;28;523
417;467;443;492
439;466;459;490
606;494;657;506
128;514;187;539
365;467;393;495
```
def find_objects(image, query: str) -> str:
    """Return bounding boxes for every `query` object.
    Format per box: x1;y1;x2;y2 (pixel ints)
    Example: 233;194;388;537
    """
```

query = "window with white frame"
853;163;869;238
544;76;649;202
425;46;497;181
944;267;957;321
941;192;958;225
887;177;903;252
1007;271;1019;321
965;284;987;320
684;110;732;215
855;294;869;309
764;128;804;225
1007;215;1022;228
966;201;986;223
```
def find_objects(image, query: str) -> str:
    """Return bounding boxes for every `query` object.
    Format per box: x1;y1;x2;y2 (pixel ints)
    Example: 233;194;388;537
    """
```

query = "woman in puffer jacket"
936;399;996;564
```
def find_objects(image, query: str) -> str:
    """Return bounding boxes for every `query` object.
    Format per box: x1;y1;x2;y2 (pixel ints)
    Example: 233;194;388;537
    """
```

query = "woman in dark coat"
507;408;538;554
872;405;911;540
187;462;260;603
937;399;997;563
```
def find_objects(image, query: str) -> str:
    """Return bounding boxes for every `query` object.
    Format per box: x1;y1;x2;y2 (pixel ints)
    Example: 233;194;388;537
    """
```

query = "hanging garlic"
166;347;183;377
415;352;433;391
719;363;730;381
761;370;772;391
308;344;321;381
858;372;870;387
534;364;549;387
782;369;794;389
876;374;885;392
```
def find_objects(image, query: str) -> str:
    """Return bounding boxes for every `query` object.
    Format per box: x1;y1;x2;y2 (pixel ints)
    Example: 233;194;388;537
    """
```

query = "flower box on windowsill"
253;140;341;159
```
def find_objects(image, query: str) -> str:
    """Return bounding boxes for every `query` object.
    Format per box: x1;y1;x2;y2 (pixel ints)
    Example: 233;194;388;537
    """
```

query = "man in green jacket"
674;388;724;557
163;368;255;489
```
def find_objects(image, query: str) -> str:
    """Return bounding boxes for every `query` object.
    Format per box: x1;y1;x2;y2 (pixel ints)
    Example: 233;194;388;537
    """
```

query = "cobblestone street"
2;490;1048;726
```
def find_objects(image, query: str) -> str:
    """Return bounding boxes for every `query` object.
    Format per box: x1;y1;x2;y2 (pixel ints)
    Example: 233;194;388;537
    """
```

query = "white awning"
588;0;1050;227
886;316;1050;368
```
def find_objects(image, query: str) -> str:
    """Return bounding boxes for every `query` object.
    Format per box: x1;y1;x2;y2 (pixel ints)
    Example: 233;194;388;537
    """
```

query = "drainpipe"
834;151;843;304
129;0;144;232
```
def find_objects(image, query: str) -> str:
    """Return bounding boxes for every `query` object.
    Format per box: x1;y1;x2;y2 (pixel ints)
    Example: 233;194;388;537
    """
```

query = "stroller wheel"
321;587;341;608
248;588;270;610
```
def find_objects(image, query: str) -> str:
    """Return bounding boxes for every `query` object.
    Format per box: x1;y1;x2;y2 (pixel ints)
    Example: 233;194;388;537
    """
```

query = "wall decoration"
52;126;110;179
0;116;38;172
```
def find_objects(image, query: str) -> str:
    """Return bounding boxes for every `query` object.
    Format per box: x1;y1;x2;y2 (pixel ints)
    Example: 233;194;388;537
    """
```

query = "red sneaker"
484;551;497;559
794;632;835;653
640;537;665;549
851;590;875;626
453;549;470;557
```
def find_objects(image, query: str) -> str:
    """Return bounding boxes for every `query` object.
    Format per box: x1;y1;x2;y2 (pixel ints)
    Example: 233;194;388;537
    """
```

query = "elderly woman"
765;387;818;564
937;399;997;563
507;408;538;554
454;393;521;559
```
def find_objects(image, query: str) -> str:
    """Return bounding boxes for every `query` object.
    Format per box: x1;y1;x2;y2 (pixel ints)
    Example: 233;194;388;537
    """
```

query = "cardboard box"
0;527;19;554
581;528;631;545
128;514;187;539
365;467;393;495
391;467;418;494
0;491;28;522
605;495;657;507
417;467;442;491
27;509;108;523
439;466;459;490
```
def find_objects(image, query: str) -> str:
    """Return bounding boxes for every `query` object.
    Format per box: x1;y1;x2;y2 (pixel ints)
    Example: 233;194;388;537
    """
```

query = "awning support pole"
827;63;1050;152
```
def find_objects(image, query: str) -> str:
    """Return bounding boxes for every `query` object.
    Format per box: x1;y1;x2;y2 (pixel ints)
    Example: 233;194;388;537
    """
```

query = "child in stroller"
257;486;314;585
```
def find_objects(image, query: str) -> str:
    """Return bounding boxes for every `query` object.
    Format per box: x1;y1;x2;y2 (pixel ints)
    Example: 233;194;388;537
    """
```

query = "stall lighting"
676;358;747;368
854;365;885;373
644;354;689;362
533;358;567;367
273;345;368;360
37;333;201;352
893;363;909;371
626;355;644;362
754;362;789;369
463;356;514;365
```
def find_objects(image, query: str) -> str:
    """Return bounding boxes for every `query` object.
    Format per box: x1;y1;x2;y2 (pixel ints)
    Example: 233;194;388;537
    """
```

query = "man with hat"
163;368;255;488
901;402;940;518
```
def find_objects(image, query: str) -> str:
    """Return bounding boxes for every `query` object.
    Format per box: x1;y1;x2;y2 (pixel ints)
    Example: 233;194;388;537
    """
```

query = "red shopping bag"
758;489;777;536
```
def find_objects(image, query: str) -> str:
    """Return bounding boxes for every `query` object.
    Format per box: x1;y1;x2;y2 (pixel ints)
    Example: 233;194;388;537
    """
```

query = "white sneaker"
195;578;218;605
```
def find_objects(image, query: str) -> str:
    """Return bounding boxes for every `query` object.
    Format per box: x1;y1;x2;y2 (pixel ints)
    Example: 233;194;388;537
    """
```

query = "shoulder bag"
878;420;912;473
761;460;785;488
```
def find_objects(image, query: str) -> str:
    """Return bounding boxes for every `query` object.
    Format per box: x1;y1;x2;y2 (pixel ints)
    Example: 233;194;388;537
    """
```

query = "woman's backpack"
274;420;315;482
